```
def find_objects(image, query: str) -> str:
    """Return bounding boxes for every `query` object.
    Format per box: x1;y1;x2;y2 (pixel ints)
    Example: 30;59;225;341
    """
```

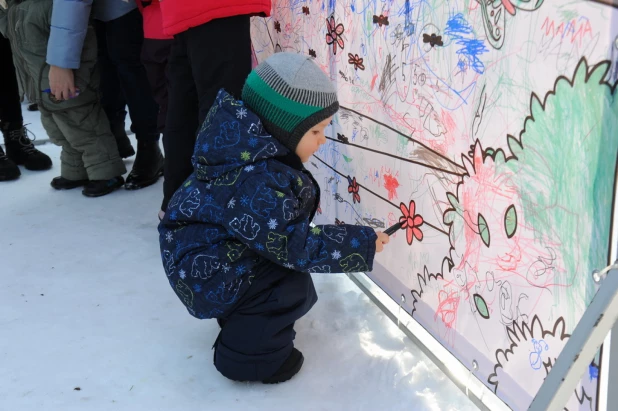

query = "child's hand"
49;65;76;101
375;231;389;253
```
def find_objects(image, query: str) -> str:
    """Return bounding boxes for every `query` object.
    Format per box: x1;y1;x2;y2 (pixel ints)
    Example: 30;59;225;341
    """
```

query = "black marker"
383;221;403;236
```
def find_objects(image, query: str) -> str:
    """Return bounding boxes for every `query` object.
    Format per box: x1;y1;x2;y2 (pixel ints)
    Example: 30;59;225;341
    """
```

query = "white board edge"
347;271;512;411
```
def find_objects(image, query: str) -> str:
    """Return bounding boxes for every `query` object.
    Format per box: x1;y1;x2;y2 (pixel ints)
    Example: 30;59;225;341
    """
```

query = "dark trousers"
214;264;318;381
0;34;24;132
141;39;173;133
94;9;159;141
162;14;252;211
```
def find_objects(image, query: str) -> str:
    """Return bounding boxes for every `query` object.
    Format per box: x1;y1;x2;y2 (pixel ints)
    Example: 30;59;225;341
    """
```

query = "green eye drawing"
504;204;517;238
478;213;490;247
473;293;490;319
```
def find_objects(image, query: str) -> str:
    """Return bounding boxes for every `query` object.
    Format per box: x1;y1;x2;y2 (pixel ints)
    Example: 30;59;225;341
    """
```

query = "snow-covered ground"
1;105;477;411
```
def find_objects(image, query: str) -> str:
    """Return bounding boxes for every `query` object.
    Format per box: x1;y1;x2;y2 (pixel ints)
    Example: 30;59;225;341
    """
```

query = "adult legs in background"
0;33;52;181
95;9;164;190
161;14;251;212
141;38;173;133
161;34;197;213
214;265;317;383
94;21;135;159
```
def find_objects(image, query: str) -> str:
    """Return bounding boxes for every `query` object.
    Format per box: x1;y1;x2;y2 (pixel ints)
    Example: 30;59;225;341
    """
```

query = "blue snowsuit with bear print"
158;89;377;381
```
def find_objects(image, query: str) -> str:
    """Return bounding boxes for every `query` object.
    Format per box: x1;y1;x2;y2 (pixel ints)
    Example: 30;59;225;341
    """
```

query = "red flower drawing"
347;53;365;70
347;176;360;204
317;202;322;215
399;200;424;245
326;16;345;55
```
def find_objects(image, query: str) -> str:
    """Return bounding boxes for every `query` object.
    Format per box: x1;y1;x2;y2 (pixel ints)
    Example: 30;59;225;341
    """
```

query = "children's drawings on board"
251;1;618;409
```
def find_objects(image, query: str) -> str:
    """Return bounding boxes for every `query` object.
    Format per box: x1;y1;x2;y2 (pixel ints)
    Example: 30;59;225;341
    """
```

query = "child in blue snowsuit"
159;52;389;384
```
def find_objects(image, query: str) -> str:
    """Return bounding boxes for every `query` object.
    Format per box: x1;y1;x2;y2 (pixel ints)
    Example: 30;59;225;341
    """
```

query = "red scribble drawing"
435;288;460;329
383;174;399;200
540;16;594;47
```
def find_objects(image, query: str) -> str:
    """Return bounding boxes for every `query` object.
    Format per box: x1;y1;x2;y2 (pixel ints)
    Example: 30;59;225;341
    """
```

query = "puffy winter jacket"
158;89;377;319
159;0;271;36
136;0;171;40
47;0;137;69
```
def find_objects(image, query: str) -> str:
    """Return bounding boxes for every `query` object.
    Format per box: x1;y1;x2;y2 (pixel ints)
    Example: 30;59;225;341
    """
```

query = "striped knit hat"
242;52;339;151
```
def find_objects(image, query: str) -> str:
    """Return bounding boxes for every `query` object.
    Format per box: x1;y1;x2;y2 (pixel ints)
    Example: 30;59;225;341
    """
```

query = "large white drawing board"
250;1;618;409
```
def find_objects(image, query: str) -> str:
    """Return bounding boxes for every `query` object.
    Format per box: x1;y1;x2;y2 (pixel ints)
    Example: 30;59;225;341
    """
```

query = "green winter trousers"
3;0;125;180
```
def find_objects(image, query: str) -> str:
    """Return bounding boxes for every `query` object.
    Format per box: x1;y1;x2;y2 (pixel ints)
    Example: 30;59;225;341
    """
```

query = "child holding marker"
159;52;390;383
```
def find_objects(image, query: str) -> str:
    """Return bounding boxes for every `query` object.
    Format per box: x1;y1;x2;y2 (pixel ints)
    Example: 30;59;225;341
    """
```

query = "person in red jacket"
158;0;271;218
136;0;173;134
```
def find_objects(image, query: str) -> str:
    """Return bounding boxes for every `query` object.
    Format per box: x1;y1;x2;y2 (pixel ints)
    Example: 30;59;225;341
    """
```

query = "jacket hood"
192;89;291;181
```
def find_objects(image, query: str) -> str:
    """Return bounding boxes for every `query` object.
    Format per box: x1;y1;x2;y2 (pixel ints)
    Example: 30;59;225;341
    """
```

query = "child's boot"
124;140;164;190
262;348;304;384
0;145;21;181
50;176;89;190
2;126;52;171
82;176;125;197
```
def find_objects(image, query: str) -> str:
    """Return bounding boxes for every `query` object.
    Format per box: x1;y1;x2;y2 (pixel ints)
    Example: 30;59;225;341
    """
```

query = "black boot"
110;122;135;159
3;126;52;171
82;176;125;197
0;145;21;181
50;176;89;190
27;103;38;112
262;348;304;384
125;140;164;190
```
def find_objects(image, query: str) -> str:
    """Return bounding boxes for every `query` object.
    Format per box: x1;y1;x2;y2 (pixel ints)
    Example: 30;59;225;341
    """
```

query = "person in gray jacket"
48;0;164;190
1;0;126;197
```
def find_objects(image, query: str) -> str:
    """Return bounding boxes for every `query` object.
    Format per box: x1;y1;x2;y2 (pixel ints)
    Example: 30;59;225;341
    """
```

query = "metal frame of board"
528;266;618;411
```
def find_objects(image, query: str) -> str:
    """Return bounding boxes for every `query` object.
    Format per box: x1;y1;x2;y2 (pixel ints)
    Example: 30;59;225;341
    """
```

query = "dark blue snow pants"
214;262;318;381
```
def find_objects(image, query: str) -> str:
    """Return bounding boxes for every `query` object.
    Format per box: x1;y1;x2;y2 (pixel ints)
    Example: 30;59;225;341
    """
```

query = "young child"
159;52;389;384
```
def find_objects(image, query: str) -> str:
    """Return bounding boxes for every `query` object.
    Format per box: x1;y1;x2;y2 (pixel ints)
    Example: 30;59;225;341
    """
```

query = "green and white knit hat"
242;52;339;151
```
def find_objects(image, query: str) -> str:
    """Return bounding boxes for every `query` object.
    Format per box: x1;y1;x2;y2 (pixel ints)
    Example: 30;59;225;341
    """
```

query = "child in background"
159;53;389;384
1;0;126;197
136;0;173;134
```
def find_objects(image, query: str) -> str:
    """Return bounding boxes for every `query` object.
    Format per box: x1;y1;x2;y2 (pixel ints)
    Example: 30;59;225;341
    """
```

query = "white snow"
1;105;477;411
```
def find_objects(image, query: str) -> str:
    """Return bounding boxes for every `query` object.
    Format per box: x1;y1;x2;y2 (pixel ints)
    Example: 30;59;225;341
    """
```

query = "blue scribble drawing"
444;13;489;74
529;338;549;370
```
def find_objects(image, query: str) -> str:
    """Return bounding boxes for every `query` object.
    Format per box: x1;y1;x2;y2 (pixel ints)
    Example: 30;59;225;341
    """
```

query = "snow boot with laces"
0;144;21;181
2;126;52;171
